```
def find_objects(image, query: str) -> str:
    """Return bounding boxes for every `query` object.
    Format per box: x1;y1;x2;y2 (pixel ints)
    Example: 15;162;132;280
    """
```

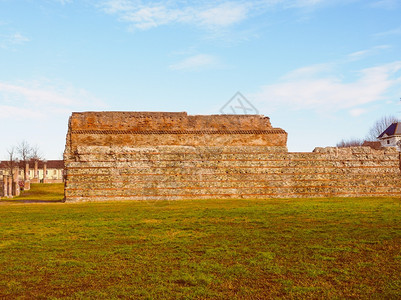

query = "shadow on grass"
0;183;65;204
0;199;64;204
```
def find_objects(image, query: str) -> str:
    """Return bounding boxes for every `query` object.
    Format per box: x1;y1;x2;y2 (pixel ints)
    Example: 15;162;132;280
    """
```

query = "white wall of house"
379;135;401;150
2;168;63;181
27;169;63;180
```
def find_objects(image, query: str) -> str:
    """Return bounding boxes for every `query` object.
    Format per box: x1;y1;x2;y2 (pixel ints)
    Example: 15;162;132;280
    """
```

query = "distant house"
378;122;401;150
0;160;64;183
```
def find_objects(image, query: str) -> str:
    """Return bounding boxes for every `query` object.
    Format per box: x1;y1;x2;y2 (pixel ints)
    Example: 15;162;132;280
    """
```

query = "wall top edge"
68;111;278;132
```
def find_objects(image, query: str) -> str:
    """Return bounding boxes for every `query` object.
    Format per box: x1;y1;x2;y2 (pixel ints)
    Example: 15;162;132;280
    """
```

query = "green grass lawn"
3;183;65;202
0;185;400;299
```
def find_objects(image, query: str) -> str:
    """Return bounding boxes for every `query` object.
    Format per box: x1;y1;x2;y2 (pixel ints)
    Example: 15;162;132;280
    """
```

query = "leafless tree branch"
366;115;399;141
336;139;364;148
30;145;43;161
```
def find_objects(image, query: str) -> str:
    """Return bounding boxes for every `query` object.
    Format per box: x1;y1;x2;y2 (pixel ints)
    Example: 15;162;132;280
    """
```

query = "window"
387;140;390;145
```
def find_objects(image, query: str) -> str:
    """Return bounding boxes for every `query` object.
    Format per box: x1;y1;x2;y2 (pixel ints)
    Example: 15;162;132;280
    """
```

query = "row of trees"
336;115;399;147
3;141;43;181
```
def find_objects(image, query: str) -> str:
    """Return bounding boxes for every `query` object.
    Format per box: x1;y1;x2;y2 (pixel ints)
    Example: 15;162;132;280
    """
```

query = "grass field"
0;184;400;299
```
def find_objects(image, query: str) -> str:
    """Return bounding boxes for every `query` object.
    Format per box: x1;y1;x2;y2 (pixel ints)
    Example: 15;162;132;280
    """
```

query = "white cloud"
253;61;401;113
54;0;73;4
101;1;248;30
0;32;30;49
374;27;401;37
371;0;399;9
0;105;44;120
0;80;106;120
100;0;329;31
348;50;371;60
347;45;390;61
281;63;334;79
0;82;76;106
285;0;326;8
121;5;181;30
197;2;249;28
349;108;366;117
10;33;30;44
169;54;220;71
101;0;133;14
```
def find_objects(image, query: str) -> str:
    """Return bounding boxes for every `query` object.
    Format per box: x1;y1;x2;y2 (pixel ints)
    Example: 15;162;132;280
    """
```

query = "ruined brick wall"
64;112;401;202
65;112;288;150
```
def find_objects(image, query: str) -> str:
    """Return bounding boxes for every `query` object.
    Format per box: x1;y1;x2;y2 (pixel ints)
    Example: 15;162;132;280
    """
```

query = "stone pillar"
13;180;20;197
43;160;47;183
12;167;20;197
32;160;39;183
13;165;19;182
8;176;12;198
2;175;7;197
24;162;30;190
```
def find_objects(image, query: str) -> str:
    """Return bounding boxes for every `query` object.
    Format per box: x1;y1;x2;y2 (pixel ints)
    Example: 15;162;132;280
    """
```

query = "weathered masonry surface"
64;112;401;202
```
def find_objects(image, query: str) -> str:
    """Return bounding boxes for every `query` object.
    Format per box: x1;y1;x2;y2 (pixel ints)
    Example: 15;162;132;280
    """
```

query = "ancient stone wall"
64;112;401;202
66;112;288;150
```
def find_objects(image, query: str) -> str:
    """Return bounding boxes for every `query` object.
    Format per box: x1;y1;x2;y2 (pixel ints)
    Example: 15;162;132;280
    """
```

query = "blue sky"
0;0;400;159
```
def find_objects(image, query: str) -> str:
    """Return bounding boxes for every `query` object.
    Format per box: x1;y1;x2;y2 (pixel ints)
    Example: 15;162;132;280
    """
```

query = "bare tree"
366;115;399;141
17;140;32;163
14;142;44;181
5;146;18;178
16;140;32;181
336;138;364;148
30;145;43;161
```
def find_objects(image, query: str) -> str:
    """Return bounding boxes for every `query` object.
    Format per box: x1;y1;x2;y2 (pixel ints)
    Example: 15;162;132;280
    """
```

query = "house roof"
362;141;382;150
0;160;64;170
378;122;401;139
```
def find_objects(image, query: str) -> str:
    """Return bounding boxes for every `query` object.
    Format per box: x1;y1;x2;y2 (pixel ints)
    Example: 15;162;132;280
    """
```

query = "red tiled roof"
0;160;64;169
362;141;382;150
